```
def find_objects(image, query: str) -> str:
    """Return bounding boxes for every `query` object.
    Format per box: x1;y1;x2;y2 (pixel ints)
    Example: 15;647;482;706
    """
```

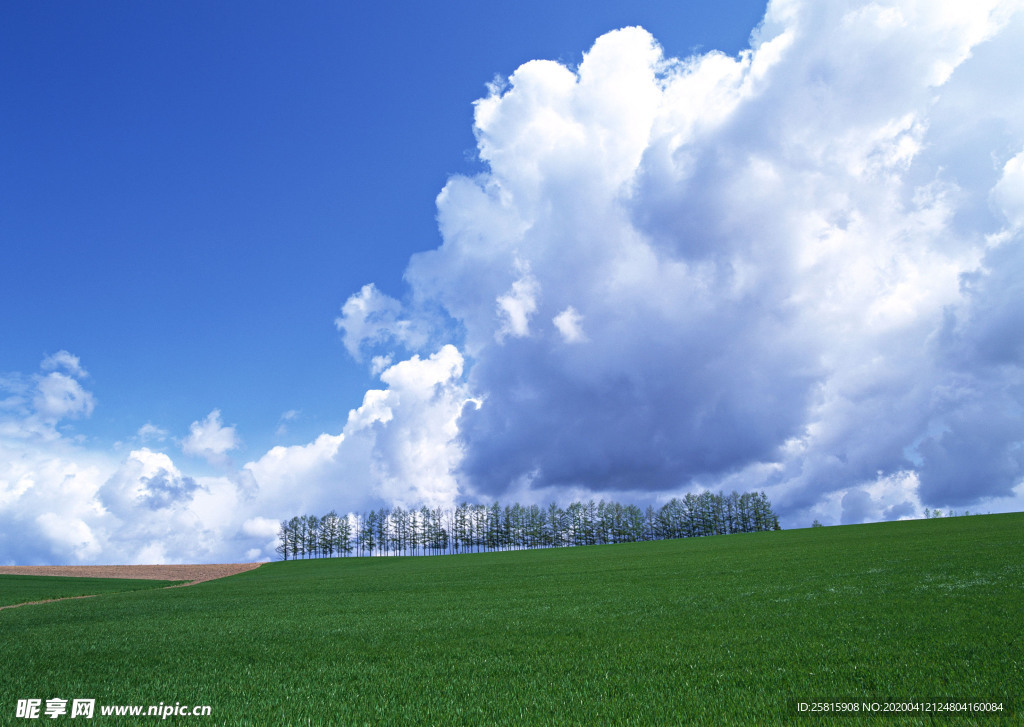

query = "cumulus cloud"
40;350;88;378
353;0;1024;525
552;306;587;343
354;345;471;508
0;446;108;564
0;420;262;565
93;449;260;565
181;409;239;465
991;150;1024;231
335;283;429;361
31;351;94;423
237;345;471;528
241;516;280;539
496;263;540;341
1;368;278;564
137;422;169;443
0;352;96;441
33;371;95;421
101;449;201;514
1;341;472;564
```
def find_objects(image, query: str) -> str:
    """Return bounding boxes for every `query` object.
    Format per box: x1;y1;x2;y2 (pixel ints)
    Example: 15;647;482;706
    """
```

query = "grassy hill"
2;513;1021;725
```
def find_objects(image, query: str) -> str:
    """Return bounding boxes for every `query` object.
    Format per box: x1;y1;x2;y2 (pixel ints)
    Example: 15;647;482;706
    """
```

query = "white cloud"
334;283;427;361
0;442;109;565
241;345;471;517
553;306;587;343
345;389;393;430
33;371;95;421
100;448;200;515
2;357;346;564
0;353;97;443
181;409;239;465
40;350;88;378
274;409;300;438
496;266;540;341
991;149;1024;231
0;418;280;565
349;345;471;508
243;433;347;512
369;355;393;376
137;422;168;443
95;451;256;565
36;512;102;563
241;516;280;539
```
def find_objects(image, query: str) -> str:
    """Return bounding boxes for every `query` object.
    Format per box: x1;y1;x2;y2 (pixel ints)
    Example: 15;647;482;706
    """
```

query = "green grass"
0;575;185;607
1;513;1022;725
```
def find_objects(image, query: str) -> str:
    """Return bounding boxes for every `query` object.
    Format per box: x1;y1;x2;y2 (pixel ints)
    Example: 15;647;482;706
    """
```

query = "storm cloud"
343;0;1024;524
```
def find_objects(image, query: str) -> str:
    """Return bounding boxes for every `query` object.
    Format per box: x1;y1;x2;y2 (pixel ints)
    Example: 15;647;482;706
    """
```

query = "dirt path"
0;563;264;611
0;595;99;612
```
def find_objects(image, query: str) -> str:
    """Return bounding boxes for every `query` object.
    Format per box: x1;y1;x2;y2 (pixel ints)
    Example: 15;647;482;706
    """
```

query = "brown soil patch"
0;562;263;584
0;563;265;612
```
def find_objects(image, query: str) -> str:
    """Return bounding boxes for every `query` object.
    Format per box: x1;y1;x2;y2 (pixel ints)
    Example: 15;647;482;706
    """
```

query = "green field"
0;575;185;608
1;514;1021;725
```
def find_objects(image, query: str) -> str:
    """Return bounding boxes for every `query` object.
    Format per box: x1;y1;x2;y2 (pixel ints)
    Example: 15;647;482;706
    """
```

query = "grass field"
0;575;185;608
1;513;1021;725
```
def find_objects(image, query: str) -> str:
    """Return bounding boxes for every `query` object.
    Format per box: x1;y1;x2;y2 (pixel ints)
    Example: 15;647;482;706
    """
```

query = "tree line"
275;490;780;560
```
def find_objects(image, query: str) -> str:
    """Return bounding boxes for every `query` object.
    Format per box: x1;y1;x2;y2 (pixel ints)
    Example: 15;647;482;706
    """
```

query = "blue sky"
3;0;1024;565
2;0;765;456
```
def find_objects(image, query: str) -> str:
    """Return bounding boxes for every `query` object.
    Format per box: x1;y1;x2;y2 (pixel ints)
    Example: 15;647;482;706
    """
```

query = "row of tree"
275;491;780;560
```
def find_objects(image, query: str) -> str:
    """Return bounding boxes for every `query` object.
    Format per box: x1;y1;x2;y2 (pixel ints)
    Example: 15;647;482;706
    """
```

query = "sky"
2;0;1023;565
